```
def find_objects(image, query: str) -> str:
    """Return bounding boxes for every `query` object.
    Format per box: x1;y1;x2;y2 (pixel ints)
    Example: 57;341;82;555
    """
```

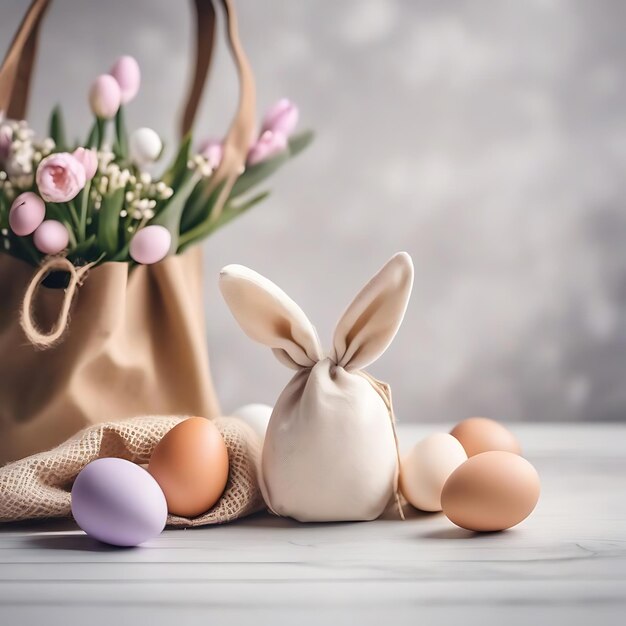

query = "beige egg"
400;433;468;512
148;417;229;518
232;403;272;441
441;451;540;532
451;417;521;457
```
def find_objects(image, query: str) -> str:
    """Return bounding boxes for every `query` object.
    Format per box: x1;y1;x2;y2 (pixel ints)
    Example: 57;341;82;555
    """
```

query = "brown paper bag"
0;415;264;525
0;0;256;464
0;248;220;463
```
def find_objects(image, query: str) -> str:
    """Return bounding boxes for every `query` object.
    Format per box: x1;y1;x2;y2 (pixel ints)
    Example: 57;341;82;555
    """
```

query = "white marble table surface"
0;423;624;626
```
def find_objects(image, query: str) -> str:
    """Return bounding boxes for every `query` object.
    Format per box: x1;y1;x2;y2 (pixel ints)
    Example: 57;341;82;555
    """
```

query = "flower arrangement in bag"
0;55;312;268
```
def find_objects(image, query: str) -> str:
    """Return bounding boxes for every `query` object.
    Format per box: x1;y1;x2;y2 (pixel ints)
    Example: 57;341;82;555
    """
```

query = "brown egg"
441;451;540;532
450;417;521;457
148;417;229;517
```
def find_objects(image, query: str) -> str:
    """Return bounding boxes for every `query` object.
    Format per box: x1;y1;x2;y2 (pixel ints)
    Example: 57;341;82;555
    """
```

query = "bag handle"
2;0;256;349
0;0;255;144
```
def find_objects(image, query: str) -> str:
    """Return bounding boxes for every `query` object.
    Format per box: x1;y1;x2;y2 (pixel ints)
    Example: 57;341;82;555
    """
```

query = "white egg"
232;403;273;441
129;127;163;166
400;433;468;512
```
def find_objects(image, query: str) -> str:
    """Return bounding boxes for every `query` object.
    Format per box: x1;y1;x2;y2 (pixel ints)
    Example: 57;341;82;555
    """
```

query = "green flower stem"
79;180;91;242
114;107;128;160
86;121;99;148
67;199;81;234
96;118;106;150
66;225;77;248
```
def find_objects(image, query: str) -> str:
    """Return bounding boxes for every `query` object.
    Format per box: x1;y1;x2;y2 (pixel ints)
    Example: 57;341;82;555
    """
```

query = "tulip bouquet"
0;56;312;268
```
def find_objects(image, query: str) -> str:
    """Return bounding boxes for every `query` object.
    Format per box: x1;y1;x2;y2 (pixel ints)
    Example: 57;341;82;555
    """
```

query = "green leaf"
67;234;96;263
113;107;128;160
151;171;201;253
109;242;130;263
178;190;270;252
288;129;314;157
97;188;125;255
11;233;40;266
229;150;289;199
86;121;99;149
179;177;227;233
227;130;313;200
48;105;67;151
162;133;192;189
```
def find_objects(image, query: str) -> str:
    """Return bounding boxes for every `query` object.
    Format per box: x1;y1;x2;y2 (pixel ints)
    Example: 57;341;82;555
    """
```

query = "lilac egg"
71;458;167;547
129;224;171;265
33;220;69;254
9;192;46;236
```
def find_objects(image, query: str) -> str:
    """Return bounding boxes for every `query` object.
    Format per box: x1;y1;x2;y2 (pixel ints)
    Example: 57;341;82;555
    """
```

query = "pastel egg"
33;220;69;254
441;451;540;532
129;224;171;264
451;417;521;457
232;403;272;441
71;458;167;546
148;417;229;517
400;433;467;512
129;127;163;166
9;192;45;236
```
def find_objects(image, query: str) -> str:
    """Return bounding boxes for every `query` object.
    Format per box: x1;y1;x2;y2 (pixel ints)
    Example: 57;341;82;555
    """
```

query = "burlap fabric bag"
0;415;264;525
0;0;257;465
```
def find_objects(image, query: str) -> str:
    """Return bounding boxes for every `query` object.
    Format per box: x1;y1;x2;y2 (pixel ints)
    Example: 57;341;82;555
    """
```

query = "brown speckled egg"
450;417;521;457
148;417;229;517
441;451;540;532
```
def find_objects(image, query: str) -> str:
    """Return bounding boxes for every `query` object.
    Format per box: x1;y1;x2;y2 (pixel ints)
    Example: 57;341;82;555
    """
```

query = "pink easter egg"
129;225;171;265
33;220;70;254
9;192;46;236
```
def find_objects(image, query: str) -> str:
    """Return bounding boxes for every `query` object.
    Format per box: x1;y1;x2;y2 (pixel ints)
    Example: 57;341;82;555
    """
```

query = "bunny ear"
219;264;323;369
332;252;414;371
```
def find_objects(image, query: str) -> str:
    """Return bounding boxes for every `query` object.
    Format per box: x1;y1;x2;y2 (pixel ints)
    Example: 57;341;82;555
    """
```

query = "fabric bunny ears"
219;252;414;371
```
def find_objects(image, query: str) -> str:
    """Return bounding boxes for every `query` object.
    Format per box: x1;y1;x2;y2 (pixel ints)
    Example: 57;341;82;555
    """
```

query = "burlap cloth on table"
0;415;265;526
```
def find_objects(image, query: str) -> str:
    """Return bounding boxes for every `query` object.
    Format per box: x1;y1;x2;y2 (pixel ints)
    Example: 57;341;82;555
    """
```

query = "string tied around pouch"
20;255;97;349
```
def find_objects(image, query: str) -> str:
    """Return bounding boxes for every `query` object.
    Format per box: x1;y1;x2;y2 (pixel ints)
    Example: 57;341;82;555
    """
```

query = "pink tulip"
261;99;299;137
247;130;288;166
129;225;171;265
89;74;121;119
9;192;46;236
36;153;87;202
72;147;98;180
33;220;69;254
199;139;223;170
109;56;141;104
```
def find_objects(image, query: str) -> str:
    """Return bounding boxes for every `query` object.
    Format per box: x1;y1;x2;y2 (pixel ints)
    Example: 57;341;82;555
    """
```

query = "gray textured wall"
2;0;626;422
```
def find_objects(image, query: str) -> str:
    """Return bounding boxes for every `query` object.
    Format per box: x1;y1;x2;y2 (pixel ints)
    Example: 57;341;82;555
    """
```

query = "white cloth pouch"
219;252;414;522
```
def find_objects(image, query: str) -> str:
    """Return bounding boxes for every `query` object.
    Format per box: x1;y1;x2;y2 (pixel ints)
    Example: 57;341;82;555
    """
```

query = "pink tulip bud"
261;98;299;137
89;74;121;119
247;130;288;166
33;220;69;255
129;225;171;265
36;152;87;203
199;139;223;171
109;56;141;105
9;192;46;236
72;147;98;180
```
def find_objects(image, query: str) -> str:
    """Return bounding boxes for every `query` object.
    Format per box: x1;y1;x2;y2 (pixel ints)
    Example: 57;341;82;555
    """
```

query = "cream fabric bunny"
219;252;414;522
